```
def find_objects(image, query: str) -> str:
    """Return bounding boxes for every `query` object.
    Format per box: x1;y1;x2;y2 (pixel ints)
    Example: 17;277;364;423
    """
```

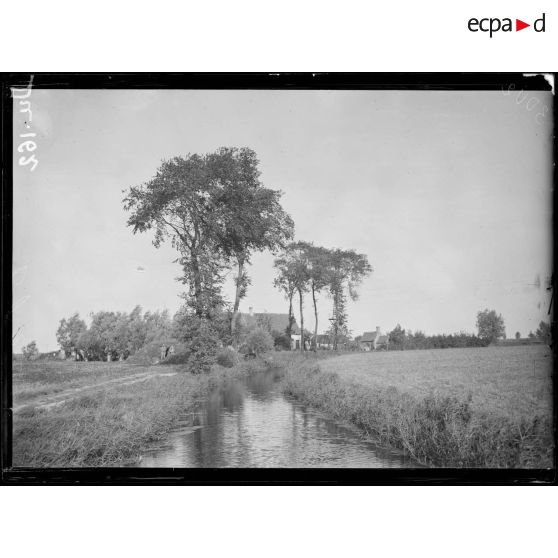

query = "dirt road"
13;370;177;413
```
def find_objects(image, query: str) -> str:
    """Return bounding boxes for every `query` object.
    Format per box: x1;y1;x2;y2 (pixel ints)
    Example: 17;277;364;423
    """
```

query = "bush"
127;340;179;365
273;333;292;351
245;327;274;356
216;347;240;368
22;341;39;361
187;327;220;373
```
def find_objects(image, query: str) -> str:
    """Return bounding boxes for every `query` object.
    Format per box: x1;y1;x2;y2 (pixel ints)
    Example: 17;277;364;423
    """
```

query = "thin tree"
327;249;372;350
294;242;331;350
273;254;298;338
273;243;310;351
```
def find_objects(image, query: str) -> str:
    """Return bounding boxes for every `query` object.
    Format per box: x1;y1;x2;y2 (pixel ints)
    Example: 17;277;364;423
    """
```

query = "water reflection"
139;369;414;468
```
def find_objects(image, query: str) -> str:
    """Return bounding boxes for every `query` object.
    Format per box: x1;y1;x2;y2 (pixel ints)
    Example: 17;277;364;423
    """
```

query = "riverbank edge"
12;359;272;468
278;358;554;468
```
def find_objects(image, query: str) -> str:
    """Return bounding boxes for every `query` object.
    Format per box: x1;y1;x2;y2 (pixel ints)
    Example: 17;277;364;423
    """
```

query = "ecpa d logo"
468;13;545;37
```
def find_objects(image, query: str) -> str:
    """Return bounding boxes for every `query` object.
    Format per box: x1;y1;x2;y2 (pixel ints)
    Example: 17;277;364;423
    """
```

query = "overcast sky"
13;88;553;350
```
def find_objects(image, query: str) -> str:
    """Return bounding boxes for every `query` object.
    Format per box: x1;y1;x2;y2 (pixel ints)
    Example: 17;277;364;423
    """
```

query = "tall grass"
281;361;553;468
12;362;256;467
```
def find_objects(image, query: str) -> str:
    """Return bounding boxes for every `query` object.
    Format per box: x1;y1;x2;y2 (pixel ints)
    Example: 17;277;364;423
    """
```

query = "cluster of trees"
375;310;505;351
379;312;553;352
380;324;488;351
122;146;374;364
122;147;295;370
56;307;173;361
531;321;552;344
515;321;552;344
273;242;372;351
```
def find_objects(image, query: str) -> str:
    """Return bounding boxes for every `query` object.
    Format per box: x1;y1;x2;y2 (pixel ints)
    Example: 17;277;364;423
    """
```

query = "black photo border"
1;72;556;485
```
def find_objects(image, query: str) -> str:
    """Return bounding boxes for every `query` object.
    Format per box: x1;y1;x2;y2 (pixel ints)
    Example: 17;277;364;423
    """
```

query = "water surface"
139;368;414;468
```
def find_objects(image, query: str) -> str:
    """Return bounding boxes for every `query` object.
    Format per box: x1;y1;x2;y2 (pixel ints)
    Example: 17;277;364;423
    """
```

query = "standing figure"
160;344;166;361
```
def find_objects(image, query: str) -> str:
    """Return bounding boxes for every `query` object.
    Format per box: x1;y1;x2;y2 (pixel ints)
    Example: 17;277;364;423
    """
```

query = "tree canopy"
476;309;506;343
273;242;372;350
56;313;87;356
123;147;293;322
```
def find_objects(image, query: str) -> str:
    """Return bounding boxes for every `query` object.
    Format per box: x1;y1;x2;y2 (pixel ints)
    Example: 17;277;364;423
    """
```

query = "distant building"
360;326;390;351
237;307;301;350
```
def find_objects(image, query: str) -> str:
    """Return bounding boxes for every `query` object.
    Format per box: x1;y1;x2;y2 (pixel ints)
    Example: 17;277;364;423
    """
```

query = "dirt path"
13;370;177;413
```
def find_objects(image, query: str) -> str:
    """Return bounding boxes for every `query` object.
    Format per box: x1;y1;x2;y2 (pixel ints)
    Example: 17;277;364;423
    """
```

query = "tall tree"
124;153;227;319
327;249;372;350
273;253;298;338
294;242;331;350
273;243;310;351
206;148;294;329
89;311;120;360
476;309;505;344
123;148;293;327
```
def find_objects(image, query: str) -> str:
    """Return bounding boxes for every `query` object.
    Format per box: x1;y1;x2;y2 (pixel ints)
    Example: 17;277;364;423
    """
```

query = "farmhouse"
360;327;390;351
237;307;302;349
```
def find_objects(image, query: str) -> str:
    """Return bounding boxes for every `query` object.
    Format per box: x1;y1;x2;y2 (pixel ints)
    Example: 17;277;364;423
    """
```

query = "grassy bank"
12;361;261;467
280;352;554;468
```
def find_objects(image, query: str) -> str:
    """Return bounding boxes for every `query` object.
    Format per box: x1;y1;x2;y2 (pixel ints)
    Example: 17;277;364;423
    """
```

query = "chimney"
249;306;254;317
376;326;381;335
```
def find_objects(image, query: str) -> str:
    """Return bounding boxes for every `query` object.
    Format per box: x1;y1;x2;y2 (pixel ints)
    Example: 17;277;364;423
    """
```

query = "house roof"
239;312;300;335
361;331;378;343
377;335;389;344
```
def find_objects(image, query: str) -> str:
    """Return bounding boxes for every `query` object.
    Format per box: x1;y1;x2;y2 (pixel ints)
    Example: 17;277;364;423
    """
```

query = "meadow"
280;345;554;468
318;345;553;418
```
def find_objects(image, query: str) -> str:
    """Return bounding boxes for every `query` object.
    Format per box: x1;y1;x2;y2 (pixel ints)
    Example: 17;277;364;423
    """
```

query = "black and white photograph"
4;75;555;478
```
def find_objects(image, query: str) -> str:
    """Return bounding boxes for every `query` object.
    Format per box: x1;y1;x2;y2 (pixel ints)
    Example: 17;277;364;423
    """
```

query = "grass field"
281;345;554;468
318;345;553;418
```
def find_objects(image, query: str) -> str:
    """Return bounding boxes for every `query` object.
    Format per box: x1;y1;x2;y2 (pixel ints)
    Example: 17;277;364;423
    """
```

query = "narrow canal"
139;367;414;468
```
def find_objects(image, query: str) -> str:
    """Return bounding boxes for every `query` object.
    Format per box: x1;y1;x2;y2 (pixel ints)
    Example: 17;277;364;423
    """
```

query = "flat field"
319;345;553;419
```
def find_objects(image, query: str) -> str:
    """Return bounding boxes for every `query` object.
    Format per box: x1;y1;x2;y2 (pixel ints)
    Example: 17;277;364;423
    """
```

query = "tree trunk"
332;295;338;351
233;256;245;314
231;255;245;336
298;288;304;352
190;252;204;318
312;282;318;351
287;292;294;337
